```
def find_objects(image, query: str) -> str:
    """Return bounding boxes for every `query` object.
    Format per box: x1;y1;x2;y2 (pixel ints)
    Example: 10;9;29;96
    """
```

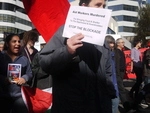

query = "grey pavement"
117;79;150;113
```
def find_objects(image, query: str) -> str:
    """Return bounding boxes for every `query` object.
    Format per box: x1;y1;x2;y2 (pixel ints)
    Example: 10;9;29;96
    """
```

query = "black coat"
39;25;115;113
143;49;150;77
31;52;52;89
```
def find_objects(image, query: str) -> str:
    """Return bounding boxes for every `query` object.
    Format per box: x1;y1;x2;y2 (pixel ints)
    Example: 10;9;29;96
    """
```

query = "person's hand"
130;66;133;73
130;69;134;73
16;78;26;85
67;33;84;54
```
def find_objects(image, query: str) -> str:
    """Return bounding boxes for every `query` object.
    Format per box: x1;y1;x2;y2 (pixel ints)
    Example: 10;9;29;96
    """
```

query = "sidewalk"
117;79;150;113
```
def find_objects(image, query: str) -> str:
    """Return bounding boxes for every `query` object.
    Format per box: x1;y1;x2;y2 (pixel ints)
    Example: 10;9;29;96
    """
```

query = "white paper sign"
62;6;112;46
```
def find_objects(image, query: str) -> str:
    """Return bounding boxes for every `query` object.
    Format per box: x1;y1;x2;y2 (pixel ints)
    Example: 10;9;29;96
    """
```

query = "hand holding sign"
67;33;84;54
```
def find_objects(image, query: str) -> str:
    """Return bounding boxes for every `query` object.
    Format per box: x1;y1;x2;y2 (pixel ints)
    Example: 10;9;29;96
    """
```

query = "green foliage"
134;4;150;46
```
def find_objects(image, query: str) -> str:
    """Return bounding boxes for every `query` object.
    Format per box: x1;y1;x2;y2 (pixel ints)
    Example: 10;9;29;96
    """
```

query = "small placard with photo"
7;64;21;83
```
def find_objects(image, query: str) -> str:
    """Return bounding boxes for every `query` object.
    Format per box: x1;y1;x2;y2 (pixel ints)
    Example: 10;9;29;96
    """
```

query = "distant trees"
134;4;150;46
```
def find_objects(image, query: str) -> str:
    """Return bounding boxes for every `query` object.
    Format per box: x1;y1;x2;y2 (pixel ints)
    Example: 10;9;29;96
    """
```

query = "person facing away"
21;30;39;63
115;38;133;112
105;35;119;113
129;39;143;99
0;34;32;113
39;0;116;113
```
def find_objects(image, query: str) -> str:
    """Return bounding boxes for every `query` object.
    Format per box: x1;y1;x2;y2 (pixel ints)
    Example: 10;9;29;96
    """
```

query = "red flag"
22;0;70;42
22;86;52;113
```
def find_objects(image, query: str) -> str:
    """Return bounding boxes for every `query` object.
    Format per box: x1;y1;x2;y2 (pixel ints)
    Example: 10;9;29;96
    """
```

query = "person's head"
3;34;21;55
133;39;142;48
0;41;4;52
79;0;106;8
105;35;115;50
116;38;125;49
22;30;39;47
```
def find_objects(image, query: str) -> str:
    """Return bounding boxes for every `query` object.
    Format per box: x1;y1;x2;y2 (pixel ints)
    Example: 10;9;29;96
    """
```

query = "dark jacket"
31;52;52;89
143;48;150;77
110;51;119;97
39;25;115;113
0;51;32;98
115;48;126;76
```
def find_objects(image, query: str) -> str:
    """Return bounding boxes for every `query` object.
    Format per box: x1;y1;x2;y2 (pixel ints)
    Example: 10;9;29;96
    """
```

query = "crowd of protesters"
1;0;150;113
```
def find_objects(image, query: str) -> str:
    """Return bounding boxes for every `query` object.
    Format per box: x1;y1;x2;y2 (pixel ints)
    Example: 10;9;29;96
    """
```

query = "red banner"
124;48;147;79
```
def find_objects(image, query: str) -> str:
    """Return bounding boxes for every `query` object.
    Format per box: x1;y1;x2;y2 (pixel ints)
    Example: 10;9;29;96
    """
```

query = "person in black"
115;38;132;112
129;39;143;99
39;0;116;113
31;51;52;89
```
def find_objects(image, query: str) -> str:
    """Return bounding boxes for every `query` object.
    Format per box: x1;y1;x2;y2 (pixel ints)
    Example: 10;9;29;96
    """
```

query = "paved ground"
118;79;150;113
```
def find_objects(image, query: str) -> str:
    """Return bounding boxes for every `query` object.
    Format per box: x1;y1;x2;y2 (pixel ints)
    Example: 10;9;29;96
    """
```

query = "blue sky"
68;0;75;2
148;0;150;3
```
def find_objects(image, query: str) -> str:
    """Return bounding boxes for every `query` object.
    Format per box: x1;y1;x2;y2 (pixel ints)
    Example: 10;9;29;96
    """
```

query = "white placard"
62;6;112;46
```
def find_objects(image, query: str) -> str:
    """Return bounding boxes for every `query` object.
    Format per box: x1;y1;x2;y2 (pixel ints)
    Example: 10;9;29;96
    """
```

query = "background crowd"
0;0;150;113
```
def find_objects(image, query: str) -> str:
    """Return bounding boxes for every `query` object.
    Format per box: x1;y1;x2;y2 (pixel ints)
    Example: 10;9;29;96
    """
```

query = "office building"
0;0;32;41
107;0;147;40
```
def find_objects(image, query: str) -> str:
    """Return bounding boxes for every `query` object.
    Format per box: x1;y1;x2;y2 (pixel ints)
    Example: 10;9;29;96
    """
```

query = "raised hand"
67;33;84;54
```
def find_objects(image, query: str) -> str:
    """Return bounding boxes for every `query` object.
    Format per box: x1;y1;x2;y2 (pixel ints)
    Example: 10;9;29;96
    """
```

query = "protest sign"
63;6;112;46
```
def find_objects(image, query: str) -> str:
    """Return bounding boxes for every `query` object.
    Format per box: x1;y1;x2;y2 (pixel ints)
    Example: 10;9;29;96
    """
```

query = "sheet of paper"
63;6;112;46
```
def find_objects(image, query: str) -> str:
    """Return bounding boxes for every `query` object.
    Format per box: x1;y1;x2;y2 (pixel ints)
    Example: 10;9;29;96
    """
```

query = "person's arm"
115;49;120;76
105;49;116;99
31;52;48;79
130;48;134;72
105;50;112;79
39;25;84;75
145;50;150;66
17;57;33;85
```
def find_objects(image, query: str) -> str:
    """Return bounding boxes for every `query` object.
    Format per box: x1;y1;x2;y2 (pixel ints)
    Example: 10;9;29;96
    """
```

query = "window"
0;26;26;34
119;26;136;32
0;3;26;14
107;28;115;34
108;5;138;12
113;15;138;22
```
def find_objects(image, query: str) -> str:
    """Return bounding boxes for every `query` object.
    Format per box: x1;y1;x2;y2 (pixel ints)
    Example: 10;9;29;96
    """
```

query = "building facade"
0;0;32;41
107;0;147;38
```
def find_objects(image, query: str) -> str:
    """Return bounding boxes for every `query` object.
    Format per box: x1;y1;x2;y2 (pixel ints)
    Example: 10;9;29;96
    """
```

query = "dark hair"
105;35;115;44
133;39;142;47
79;0;91;6
79;0;106;6
3;33;20;50
22;30;39;46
